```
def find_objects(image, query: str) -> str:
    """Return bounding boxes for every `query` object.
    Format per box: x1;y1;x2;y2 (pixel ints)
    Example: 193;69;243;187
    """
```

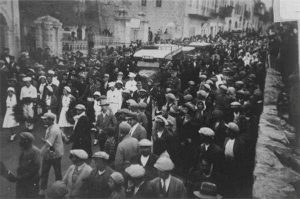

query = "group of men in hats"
0;28;270;198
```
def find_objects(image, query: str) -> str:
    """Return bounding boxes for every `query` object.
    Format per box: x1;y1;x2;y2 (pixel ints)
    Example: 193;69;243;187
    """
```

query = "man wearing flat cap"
63;149;92;198
132;81;143;101
223;122;248;197
148;156;186;198
197;127;224;173
215;84;230;114
127;112;147;141
164;93;176;112
131;139;158;180
0;132;41;198
69;104;92;157
39;112;65;196
115;122;139;171
101;74;110;94
125;164;151;198
95;100;117;149
184;80;197;97
137;102;149;131
166;69;181;94
81;151;113;198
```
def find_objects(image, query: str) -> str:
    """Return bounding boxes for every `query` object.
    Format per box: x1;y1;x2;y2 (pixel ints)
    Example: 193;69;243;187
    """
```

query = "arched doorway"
0;13;9;117
0;13;8;52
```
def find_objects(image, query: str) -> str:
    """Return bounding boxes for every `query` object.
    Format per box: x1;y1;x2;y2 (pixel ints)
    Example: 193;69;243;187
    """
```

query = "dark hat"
116;108;131;115
125;112;138;120
138;89;147;93
193;182;222;199
211;109;224;120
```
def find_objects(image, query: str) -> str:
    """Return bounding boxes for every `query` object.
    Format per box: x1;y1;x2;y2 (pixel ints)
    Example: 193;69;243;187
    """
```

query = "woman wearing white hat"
2;87;19;141
58;86;75;135
125;72;137;92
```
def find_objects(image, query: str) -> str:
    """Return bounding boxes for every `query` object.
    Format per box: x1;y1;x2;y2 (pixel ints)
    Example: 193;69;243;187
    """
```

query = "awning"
182;46;195;52
189;41;212;47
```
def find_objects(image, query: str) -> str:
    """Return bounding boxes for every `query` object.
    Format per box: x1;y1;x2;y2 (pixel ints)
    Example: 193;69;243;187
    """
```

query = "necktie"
72;166;79;184
162;180;167;193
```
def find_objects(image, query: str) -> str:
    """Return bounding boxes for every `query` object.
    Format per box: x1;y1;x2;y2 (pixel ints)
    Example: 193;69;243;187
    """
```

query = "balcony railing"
62;36;121;53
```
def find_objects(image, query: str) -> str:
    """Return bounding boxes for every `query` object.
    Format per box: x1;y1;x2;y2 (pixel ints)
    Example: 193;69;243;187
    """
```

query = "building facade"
183;0;257;38
0;0;21;56
109;0;259;43
109;0;186;43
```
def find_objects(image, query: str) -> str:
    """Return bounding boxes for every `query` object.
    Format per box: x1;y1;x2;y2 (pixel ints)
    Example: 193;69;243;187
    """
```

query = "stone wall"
0;0;20;56
253;68;300;198
115;0;185;39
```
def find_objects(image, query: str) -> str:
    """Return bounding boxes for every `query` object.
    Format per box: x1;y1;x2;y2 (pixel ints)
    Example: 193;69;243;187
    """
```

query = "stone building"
110;0;186;43
0;0;21;56
109;0;259;42
183;0;257;38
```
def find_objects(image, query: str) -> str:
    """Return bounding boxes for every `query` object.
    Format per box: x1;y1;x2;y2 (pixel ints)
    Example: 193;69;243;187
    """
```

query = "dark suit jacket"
148;176;187;198
42;83;59;100
81;167;113;198
128;181;151;198
101;81;109;95
1;55;14;66
131;124;147;141
198;143;224;173
131;153;158;180
96;111;118;131
44;95;58;115
70;115;92;156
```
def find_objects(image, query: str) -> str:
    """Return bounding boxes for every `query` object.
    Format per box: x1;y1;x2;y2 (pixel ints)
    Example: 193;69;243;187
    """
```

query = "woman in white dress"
107;82;122;114
58;86;75;136
2;87;19;141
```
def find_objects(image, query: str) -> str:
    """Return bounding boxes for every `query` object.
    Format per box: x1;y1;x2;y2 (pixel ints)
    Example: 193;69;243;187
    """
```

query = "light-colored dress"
2;94;19;128
58;95;73;127
107;89;122;114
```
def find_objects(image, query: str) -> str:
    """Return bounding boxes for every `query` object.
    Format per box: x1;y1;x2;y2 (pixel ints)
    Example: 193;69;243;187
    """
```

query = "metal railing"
62;36;116;53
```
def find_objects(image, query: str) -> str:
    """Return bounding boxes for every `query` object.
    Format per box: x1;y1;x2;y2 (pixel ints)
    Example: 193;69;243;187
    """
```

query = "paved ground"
0;118;98;198
253;69;300;198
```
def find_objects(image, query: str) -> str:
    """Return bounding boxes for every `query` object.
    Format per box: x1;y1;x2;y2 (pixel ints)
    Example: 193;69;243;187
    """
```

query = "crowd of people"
0;29;268;198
